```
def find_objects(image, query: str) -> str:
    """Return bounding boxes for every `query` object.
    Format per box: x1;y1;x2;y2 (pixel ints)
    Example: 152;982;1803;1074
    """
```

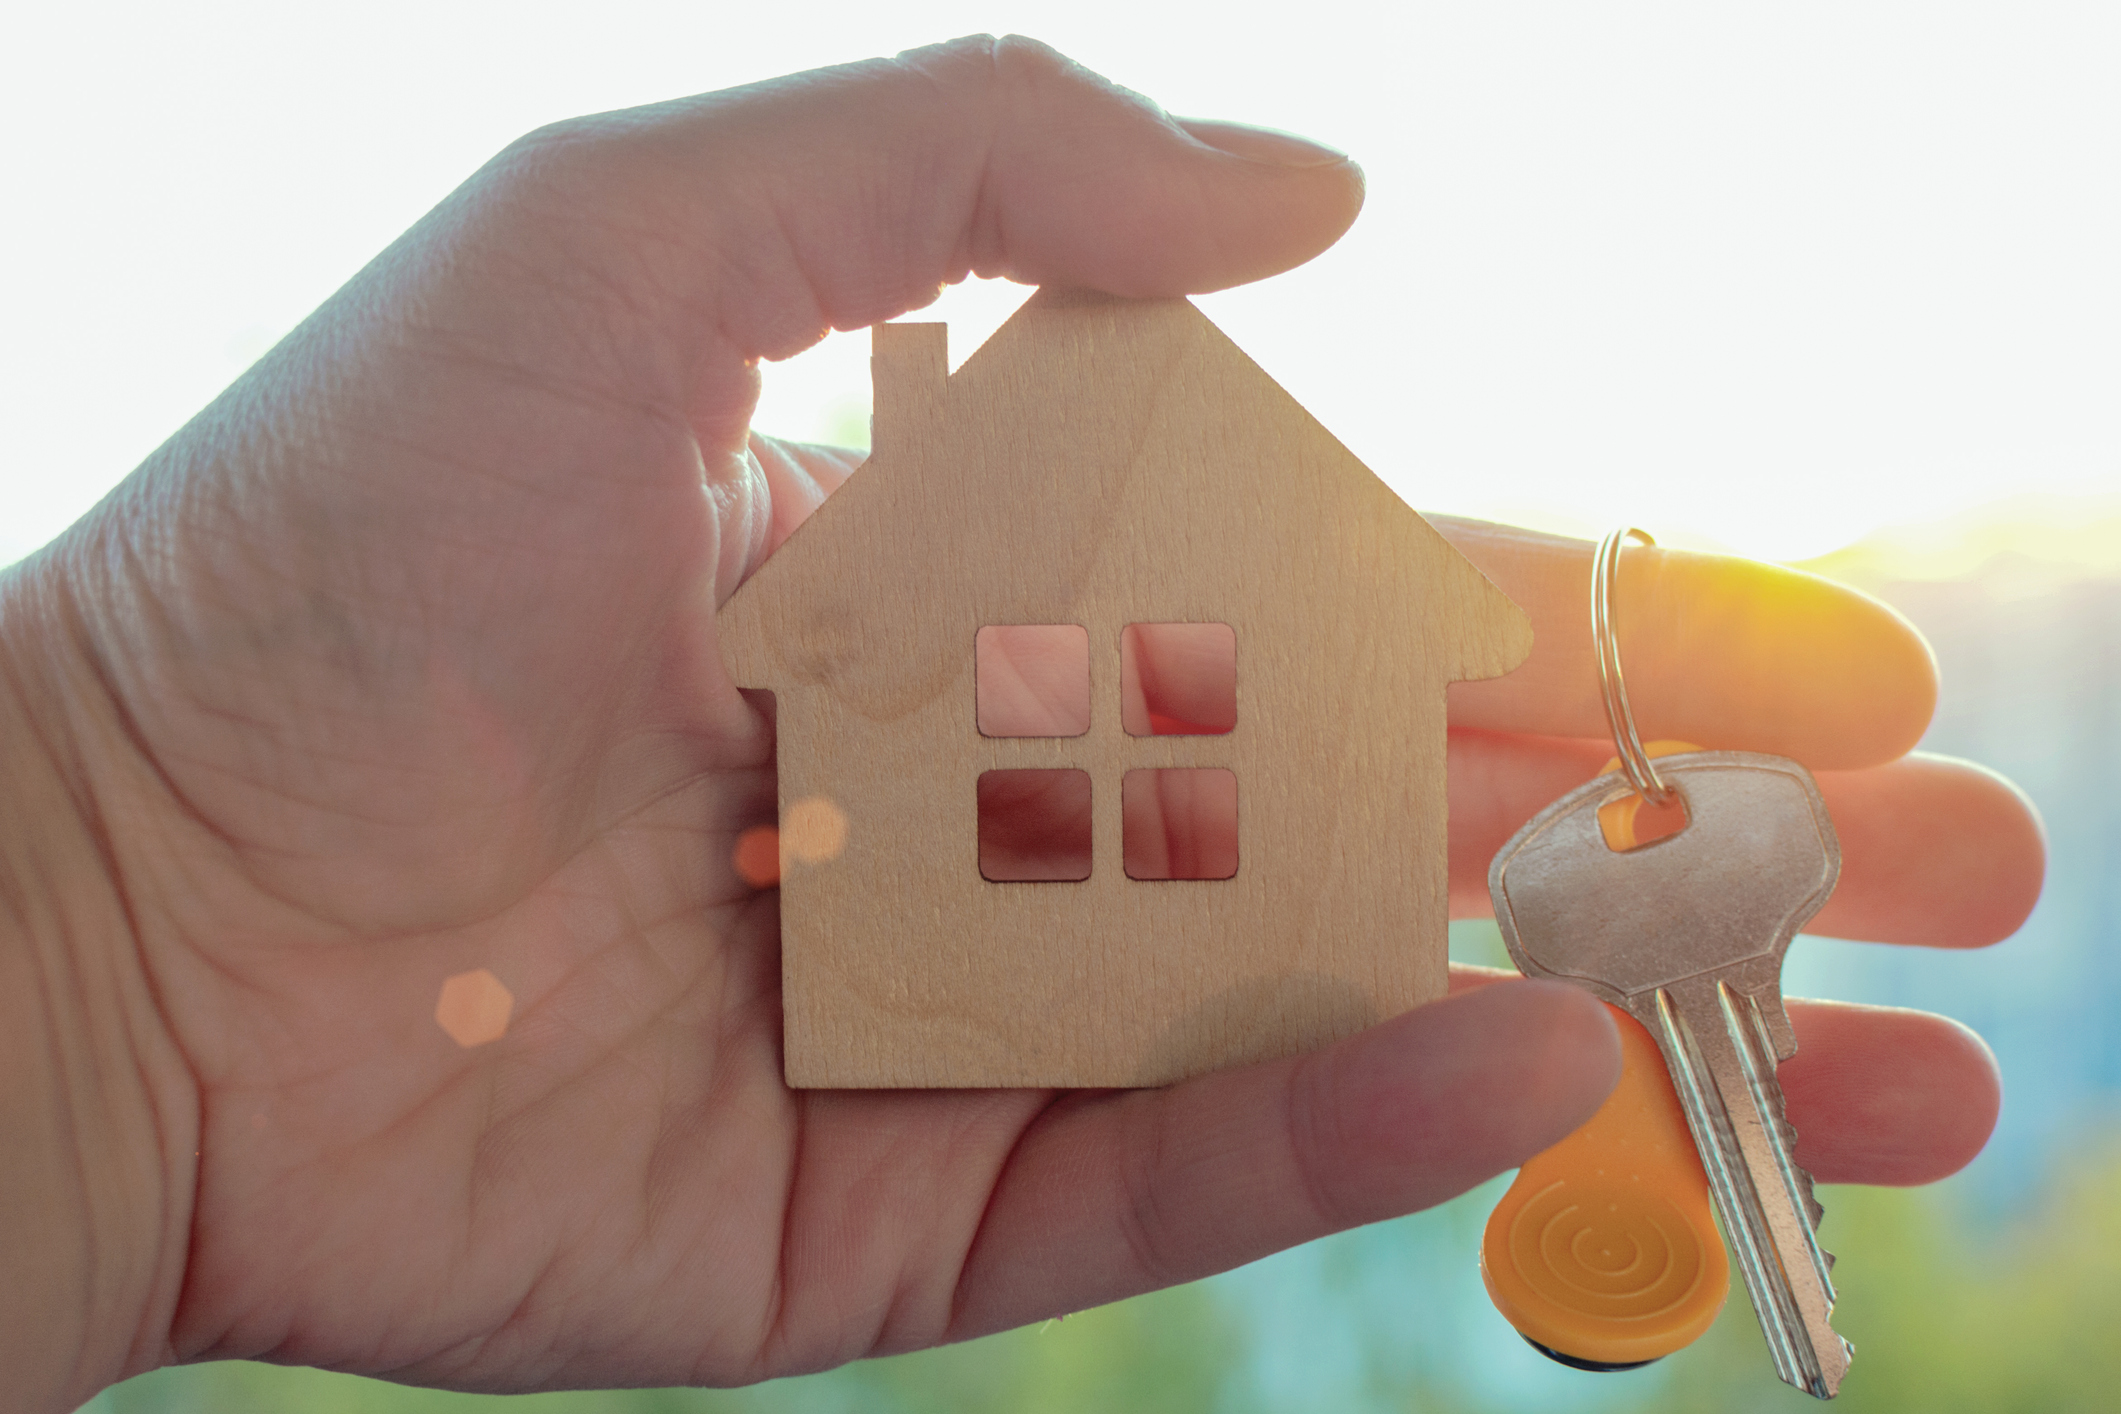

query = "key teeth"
1803;1165;1834;1272
1761;995;1800;1063
1775;1088;1833;1265
1789;1130;1832;1269
1736;986;1846;1349
1786;1123;1824;1231
1749;1023;1826;1236
1769;1062;1842;1309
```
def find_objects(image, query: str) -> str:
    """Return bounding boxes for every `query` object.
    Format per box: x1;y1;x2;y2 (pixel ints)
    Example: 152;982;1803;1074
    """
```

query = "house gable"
723;290;1528;697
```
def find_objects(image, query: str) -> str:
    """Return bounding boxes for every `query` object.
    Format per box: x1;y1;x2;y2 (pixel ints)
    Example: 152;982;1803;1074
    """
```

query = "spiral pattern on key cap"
1505;1174;1709;1319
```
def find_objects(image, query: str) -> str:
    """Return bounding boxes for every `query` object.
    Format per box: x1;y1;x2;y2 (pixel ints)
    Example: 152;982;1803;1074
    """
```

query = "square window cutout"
1121;623;1236;736
1123;768;1238;880
979;769;1092;881
977;625;1090;737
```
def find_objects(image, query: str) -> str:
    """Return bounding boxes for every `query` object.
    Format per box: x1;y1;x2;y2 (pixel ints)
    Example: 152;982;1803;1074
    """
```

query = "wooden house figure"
719;289;1531;1088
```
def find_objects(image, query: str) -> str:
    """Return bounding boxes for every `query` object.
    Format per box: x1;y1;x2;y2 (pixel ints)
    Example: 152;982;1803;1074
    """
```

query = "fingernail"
1177;117;1349;169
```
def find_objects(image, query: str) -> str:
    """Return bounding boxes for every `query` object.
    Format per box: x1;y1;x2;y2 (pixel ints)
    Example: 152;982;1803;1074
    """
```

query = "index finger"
1437;517;1937;770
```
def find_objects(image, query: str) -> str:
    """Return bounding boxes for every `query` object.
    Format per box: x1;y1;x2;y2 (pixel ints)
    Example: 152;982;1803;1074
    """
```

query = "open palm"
11;37;2041;1405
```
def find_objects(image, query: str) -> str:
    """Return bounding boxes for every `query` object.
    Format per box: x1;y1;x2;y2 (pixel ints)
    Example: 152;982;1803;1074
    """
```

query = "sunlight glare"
7;3;2116;571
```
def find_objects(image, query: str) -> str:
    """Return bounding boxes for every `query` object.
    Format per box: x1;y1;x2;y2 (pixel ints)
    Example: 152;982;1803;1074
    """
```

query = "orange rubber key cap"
1480;1002;1729;1369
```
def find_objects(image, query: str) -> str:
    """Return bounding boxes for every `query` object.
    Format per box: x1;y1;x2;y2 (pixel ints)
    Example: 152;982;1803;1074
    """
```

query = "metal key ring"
1592;526;1675;805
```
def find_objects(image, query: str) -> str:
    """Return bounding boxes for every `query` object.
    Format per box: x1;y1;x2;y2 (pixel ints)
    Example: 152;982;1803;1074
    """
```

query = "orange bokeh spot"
435;968;514;1049
782;796;849;865
734;825;782;887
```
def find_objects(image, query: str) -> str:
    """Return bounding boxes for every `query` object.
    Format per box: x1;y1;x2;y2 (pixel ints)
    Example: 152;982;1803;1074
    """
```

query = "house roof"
720;287;1530;707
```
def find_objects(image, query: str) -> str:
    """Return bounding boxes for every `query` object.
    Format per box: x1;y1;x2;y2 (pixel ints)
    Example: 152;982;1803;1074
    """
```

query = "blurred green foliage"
82;1139;2121;1414
1646;1144;2121;1414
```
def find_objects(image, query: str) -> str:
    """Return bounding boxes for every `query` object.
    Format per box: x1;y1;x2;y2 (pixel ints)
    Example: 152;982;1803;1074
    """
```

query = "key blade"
1645;983;1853;1399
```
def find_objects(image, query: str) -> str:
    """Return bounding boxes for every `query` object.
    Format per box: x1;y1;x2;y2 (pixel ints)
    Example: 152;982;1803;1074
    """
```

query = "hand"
0;35;2040;1409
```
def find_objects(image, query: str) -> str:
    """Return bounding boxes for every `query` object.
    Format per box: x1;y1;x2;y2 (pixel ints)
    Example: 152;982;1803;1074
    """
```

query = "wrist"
0;551;197;1412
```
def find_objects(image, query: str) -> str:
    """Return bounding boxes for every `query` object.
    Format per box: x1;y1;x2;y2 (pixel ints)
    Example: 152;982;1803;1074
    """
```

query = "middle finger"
1446;730;2044;948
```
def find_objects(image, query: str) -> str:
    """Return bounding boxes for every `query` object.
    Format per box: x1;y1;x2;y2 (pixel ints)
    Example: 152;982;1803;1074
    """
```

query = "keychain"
1478;528;1854;1399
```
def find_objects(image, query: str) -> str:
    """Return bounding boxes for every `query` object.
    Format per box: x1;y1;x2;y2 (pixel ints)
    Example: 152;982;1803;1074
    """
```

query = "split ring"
1591;527;1673;805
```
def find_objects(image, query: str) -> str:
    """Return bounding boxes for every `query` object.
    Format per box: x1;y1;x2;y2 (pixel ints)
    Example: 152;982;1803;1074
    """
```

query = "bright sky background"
5;2;2116;565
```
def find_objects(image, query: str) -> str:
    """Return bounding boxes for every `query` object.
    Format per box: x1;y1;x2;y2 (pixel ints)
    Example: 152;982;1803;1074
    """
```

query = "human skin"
0;35;2042;1411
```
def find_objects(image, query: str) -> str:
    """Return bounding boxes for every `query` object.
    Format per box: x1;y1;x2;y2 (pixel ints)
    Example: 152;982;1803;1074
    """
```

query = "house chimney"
871;322;947;459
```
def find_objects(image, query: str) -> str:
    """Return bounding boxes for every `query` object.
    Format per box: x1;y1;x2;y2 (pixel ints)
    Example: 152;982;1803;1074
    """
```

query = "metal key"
1489;750;1852;1399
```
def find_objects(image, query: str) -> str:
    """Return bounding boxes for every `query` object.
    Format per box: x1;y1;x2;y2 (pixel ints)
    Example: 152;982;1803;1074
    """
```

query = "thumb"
946;979;1622;1339
450;33;1363;591
488;33;1364;368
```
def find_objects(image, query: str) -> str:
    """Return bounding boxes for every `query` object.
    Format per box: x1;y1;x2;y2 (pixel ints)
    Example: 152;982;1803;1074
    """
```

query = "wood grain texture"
718;289;1531;1087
